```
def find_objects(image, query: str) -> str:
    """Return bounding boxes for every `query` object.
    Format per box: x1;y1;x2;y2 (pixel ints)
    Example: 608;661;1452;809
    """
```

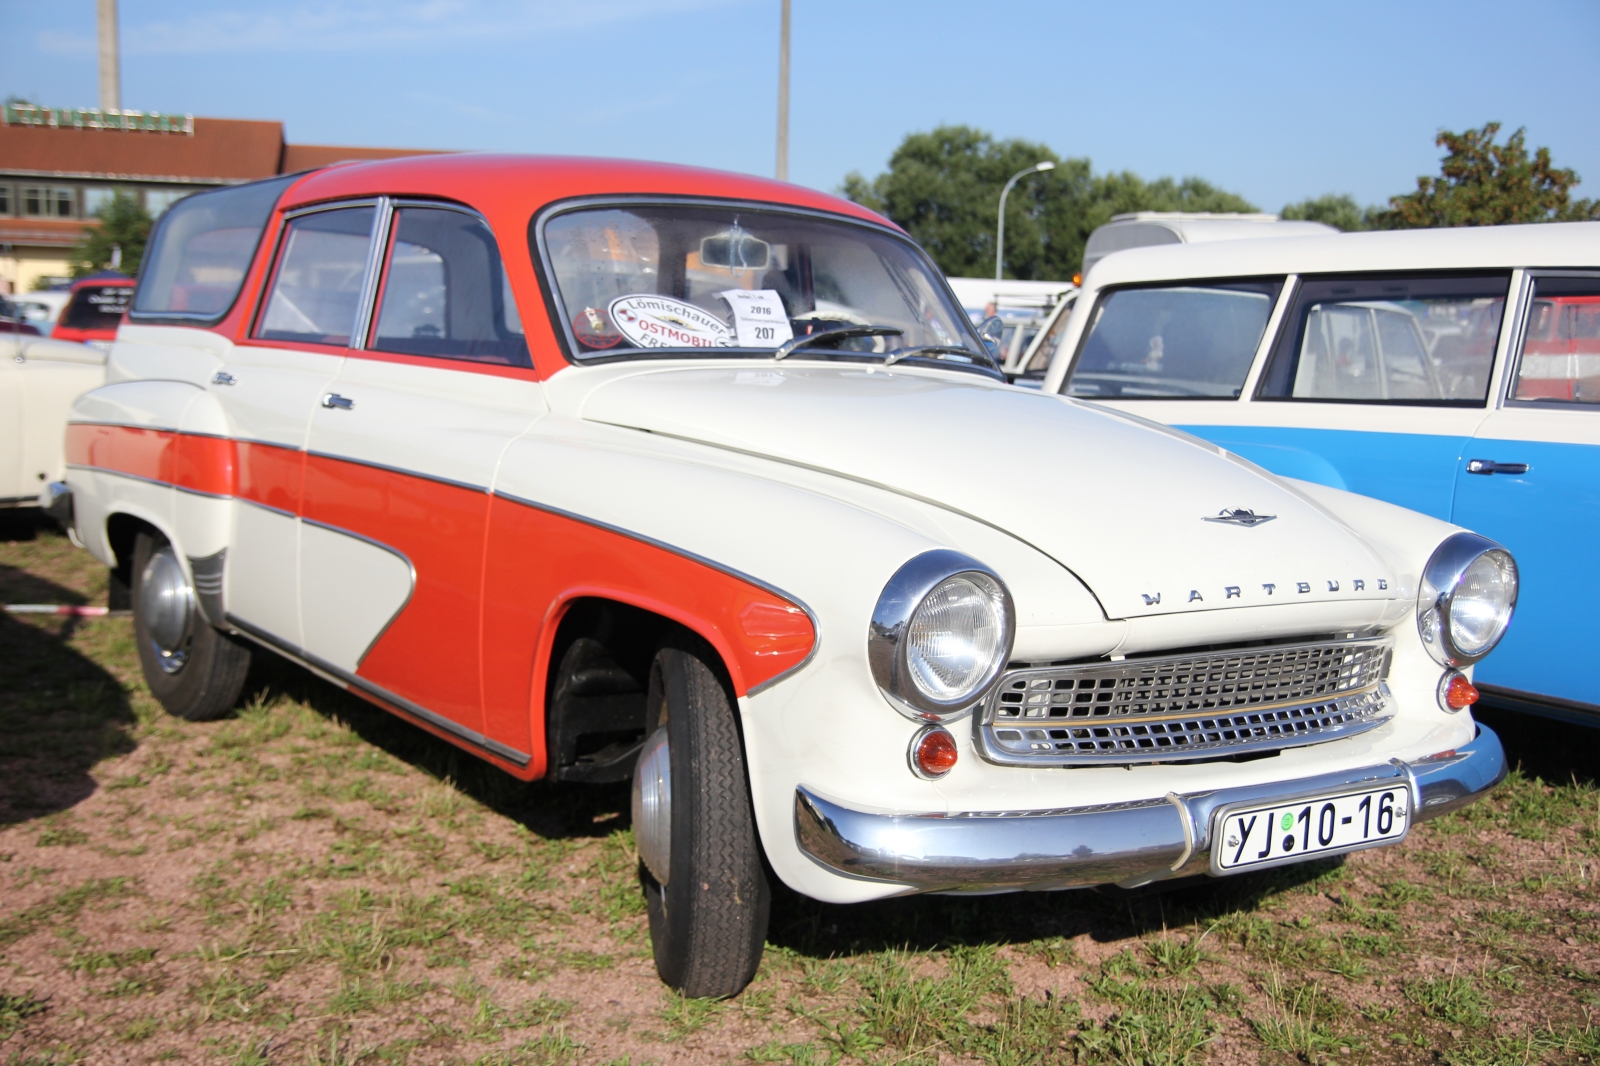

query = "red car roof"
279;154;894;231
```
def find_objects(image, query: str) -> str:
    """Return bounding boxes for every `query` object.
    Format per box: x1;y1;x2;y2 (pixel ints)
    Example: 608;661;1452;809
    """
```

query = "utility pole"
776;0;790;181
98;0;121;112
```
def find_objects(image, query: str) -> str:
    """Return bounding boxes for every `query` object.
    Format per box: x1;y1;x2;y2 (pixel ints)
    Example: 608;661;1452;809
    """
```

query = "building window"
84;187;119;218
144;189;189;218
22;187;76;219
0;186;12;216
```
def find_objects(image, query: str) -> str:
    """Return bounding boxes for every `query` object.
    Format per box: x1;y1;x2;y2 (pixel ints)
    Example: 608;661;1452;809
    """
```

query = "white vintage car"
1;325;105;512
63;157;1510;998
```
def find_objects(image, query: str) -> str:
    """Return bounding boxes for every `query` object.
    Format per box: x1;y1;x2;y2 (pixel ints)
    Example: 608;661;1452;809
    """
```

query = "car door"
213;202;376;649
1451;272;1600;713
298;201;544;755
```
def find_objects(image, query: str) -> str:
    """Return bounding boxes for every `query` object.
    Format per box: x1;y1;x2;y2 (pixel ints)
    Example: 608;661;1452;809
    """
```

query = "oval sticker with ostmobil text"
608;295;732;349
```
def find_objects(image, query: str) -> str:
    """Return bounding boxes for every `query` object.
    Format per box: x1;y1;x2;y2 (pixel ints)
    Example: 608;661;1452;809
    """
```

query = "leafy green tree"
842;125;1255;279
1378;122;1597;228
70;191;152;278
1281;193;1379;232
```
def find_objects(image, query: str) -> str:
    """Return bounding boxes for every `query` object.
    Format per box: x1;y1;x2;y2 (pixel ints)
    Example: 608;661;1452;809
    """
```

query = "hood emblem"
1204;508;1276;527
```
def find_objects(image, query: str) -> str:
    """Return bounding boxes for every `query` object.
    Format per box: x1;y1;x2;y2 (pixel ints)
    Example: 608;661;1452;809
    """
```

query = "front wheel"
633;634;769;998
132;532;251;722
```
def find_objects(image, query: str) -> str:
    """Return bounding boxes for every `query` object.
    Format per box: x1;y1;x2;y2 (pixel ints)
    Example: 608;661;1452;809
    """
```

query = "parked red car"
50;273;134;348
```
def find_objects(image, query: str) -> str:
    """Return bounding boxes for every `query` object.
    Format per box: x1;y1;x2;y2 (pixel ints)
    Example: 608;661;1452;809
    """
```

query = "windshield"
61;284;133;330
537;203;977;365
1066;280;1282;398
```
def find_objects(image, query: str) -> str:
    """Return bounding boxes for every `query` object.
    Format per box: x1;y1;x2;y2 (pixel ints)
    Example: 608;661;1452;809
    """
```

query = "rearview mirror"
700;226;770;272
977;315;1005;358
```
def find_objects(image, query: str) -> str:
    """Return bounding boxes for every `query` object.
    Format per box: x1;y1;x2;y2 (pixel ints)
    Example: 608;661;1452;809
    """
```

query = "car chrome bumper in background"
794;724;1506;893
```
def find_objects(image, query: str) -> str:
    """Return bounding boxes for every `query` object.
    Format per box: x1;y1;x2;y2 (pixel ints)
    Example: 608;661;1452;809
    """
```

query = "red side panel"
480;495;815;776
235;441;303;513
172;435;237;497
302;454;488;733
66;424;176;483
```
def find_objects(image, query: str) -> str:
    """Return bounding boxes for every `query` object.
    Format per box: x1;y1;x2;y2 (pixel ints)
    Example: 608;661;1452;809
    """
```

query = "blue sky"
6;0;1598;214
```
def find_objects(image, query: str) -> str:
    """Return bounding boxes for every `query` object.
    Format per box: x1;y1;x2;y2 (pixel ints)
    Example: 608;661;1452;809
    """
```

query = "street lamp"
995;161;1055;280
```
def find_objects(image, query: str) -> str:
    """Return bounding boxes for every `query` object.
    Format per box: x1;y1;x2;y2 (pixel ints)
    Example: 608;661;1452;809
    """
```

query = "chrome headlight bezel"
868;549;1016;722
1417;532;1518;668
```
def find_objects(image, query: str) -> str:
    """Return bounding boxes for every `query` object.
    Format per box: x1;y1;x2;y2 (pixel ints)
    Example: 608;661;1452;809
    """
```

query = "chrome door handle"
211;371;236;386
321;393;355;410
1466;459;1529;476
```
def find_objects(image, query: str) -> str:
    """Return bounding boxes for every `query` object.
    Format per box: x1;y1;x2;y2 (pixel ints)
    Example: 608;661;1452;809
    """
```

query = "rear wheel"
132;531;251;721
633;634;769;998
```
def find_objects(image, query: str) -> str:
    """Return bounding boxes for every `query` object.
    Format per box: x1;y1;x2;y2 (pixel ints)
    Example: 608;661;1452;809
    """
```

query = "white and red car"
62;156;1510;997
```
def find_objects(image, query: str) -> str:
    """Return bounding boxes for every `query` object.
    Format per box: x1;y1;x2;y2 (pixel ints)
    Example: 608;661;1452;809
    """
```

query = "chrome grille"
978;637;1390;766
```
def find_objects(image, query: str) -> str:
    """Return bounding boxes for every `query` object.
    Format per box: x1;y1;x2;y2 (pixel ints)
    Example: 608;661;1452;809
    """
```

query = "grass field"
1;513;1597;1066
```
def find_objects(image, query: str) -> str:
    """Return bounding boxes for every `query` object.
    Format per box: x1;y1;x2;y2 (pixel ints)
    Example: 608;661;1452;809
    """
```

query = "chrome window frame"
528;194;989;372
1499;268;1600;411
251;196;390;350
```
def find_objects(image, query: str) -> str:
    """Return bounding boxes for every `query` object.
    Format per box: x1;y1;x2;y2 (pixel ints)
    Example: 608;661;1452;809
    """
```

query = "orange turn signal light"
911;727;958;779
1442;672;1480;711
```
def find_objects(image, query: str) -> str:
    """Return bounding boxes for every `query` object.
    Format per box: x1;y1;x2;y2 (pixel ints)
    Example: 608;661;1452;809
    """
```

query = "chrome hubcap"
632;726;672;884
139;546;193;674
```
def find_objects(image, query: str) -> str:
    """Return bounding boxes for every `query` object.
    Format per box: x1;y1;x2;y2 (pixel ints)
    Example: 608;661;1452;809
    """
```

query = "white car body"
0;331;106;508
63;159;1505;920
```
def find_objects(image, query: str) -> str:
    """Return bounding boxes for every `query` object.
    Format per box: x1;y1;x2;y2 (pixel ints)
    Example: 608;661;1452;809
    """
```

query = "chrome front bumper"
794;724;1506;893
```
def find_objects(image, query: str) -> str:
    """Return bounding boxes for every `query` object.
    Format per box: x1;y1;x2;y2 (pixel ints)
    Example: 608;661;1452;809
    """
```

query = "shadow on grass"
237;649;631;843
0;569;135;829
765;856;1343;960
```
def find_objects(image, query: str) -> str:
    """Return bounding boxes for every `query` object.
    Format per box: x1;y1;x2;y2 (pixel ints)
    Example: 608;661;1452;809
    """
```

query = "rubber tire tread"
644;635;770;999
132;532;251;722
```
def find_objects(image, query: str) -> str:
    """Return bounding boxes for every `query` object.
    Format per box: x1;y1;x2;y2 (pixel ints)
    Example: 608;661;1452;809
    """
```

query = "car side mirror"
977;315;1005;359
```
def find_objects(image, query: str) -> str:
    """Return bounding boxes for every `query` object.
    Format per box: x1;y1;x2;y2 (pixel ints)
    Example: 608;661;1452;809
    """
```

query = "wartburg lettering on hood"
579;366;1396;620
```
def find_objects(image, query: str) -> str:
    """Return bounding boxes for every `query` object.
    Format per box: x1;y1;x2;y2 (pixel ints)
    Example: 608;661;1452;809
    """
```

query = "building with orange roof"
0;104;445;293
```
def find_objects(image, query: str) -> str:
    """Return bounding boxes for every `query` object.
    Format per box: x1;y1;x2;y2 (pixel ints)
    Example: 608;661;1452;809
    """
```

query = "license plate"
1212;784;1410;874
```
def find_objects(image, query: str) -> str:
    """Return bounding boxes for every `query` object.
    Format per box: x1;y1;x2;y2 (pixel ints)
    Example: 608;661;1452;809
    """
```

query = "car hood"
579;365;1397;621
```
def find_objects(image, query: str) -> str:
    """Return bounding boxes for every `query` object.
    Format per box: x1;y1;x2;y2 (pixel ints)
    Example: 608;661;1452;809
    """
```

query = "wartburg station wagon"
60;156;1512;996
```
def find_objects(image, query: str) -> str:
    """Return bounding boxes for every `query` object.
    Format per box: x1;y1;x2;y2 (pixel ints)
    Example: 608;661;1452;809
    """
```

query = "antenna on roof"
98;0;121;112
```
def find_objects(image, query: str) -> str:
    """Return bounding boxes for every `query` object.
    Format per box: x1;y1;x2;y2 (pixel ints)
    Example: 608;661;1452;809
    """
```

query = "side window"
1512;276;1600;405
1064;280;1282;399
133;173;296;321
1259;274;1509;404
370;207;529;367
255;207;377;346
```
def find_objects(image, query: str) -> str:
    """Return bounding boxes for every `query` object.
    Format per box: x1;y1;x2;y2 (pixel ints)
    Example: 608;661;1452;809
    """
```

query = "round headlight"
869;550;1016;721
906;573;1008;702
1418;533;1518;668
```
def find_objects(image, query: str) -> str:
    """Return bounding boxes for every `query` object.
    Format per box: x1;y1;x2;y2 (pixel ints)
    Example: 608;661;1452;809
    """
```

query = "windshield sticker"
718;289;794;348
609;295;733;349
573;306;623;349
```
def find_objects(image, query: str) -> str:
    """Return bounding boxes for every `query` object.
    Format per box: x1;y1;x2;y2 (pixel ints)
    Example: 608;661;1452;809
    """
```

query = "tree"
1378;122;1598;229
1281;193;1379;232
70;191;152;278
842;125;1256;279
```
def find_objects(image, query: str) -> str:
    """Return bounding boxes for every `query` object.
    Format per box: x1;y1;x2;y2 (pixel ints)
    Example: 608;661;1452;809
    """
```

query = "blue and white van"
1023;222;1600;723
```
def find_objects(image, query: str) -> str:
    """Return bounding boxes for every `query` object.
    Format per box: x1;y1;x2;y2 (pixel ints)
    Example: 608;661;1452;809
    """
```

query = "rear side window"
370;207;529;366
133;174;295;321
1513;276;1600;405
1065;280;1282;399
1258;274;1509;404
255;207;377;346
60;285;132;329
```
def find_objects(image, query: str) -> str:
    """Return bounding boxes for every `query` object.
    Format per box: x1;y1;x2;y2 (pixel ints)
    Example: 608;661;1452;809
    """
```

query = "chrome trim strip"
794;724;1506;892
491;488;819;698
348;196;392;351
225;612;531;767
297;514;418;666
66;463;172;491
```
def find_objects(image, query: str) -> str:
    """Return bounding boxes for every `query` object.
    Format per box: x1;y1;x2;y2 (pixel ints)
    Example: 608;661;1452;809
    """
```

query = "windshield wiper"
882;344;997;371
773;325;903;360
